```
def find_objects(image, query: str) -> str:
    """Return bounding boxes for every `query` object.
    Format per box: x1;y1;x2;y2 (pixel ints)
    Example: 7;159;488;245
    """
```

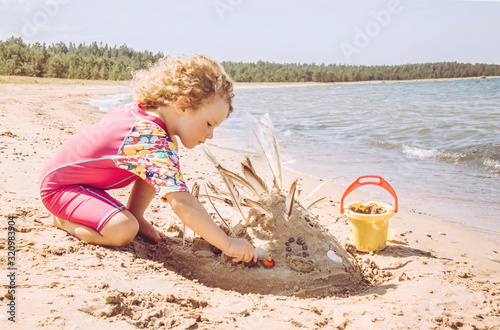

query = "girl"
39;54;257;263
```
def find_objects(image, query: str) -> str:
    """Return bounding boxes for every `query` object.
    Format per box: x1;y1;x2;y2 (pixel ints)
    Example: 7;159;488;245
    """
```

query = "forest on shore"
1;37;500;82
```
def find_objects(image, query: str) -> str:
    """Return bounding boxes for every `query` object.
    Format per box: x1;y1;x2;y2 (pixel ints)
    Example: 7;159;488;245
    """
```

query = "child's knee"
109;231;137;246
101;211;139;246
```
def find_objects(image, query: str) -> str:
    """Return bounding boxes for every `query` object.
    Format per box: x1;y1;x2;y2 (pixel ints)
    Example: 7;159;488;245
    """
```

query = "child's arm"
166;191;257;263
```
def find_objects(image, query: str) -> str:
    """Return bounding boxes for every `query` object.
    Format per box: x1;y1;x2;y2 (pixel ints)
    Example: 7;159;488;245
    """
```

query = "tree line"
0;37;163;80
222;61;500;83
1;37;500;82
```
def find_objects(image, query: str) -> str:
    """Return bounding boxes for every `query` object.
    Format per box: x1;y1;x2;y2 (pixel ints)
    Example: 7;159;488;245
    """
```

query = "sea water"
90;78;500;241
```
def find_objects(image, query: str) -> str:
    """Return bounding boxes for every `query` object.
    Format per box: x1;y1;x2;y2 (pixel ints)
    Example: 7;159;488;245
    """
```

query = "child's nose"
206;128;214;139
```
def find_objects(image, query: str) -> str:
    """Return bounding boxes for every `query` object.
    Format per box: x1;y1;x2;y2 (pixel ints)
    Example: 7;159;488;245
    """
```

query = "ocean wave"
84;93;133;112
401;145;500;174
402;145;467;161
483;157;500;172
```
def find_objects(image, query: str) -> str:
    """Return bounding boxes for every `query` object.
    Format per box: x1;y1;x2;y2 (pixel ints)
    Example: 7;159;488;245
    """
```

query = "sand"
1;78;499;329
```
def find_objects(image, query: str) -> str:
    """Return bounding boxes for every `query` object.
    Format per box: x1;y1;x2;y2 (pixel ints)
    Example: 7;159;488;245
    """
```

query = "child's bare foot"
137;218;167;243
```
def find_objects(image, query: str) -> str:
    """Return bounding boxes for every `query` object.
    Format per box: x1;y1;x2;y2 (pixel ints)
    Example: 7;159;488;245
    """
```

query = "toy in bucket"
340;175;398;252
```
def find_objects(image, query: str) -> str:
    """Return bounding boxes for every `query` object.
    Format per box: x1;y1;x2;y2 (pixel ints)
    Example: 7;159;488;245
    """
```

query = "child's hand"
225;238;258;263
166;192;258;263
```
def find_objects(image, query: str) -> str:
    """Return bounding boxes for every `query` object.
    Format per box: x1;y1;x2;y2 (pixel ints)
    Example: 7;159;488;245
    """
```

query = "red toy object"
262;254;275;268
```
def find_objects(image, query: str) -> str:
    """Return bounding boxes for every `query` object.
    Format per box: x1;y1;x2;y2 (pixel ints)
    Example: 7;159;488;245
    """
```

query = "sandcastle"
156;113;364;297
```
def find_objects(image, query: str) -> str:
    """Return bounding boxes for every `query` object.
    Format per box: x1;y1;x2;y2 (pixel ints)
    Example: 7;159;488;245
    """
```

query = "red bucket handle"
340;175;398;213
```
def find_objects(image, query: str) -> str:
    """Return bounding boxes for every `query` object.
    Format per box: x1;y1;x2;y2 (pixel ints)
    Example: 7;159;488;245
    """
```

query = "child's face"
176;97;230;149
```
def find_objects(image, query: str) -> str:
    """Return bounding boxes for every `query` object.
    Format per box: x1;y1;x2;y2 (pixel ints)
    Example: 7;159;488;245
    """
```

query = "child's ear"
175;96;191;115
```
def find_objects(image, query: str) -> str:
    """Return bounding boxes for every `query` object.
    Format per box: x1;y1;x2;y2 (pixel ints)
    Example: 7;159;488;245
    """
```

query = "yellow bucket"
340;176;398;252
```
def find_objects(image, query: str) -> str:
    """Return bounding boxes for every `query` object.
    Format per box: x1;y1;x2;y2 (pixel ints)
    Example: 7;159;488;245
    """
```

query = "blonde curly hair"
132;54;234;114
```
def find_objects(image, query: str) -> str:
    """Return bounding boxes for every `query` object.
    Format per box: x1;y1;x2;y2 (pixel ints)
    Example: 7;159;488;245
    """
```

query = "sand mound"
115;191;368;298
117;235;367;298
171;137;366;296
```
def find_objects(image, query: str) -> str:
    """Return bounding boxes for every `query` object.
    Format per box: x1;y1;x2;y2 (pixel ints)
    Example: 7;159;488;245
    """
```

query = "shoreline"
205;142;500;243
2;74;499;88
1;80;500;329
277;160;500;243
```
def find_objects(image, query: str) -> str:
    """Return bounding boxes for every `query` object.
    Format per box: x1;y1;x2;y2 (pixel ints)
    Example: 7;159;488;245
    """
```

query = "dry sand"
0;79;499;329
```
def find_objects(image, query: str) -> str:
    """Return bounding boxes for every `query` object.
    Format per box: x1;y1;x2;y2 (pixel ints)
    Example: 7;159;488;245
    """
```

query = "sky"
0;0;499;66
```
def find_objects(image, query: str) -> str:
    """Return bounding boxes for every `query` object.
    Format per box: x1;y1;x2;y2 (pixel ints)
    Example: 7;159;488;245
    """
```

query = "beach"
1;78;499;329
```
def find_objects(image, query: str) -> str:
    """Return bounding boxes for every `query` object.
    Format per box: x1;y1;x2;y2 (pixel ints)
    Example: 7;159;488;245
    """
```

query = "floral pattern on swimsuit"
114;119;189;202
